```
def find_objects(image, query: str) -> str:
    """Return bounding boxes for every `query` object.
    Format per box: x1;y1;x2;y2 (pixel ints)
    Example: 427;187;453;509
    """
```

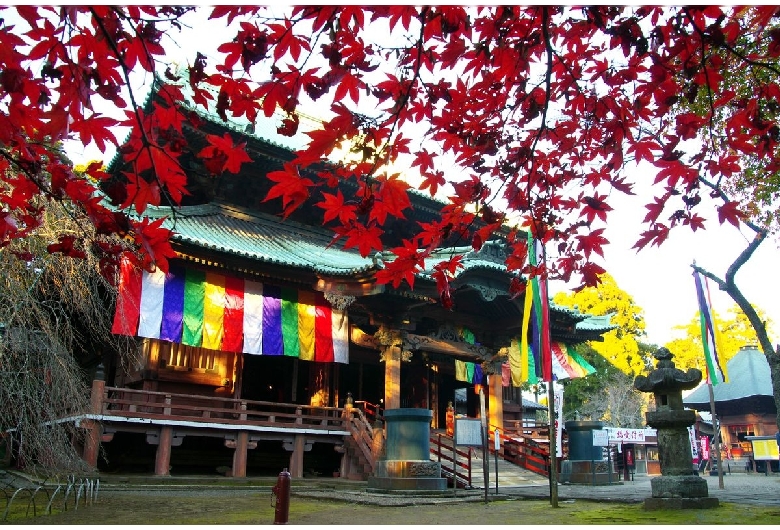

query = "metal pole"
494;428;500;494
707;383;725;489
548;382;558;507
452;434;457;497
479;387;489;503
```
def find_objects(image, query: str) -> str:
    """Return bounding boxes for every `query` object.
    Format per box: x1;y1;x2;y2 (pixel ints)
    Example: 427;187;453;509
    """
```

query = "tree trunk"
694;228;780;431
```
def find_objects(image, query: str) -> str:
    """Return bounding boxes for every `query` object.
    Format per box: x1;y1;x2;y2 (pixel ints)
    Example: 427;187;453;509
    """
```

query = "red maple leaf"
576;261;607;290
717;201;744;228
632;225;670;251
197;133;253;174
626;139;659;164
316;190;357;225
333;222;384;257
576;228;609;259
264;163;315;217
121;172;161;215
68;115;119;152
375;239;425;288
130;216;178;273
581;194;612;224
370;174;411;225
419;170;446;198
47;235;86;259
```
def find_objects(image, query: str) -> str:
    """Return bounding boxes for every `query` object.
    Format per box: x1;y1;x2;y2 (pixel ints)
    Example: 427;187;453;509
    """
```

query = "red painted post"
271;468;291;524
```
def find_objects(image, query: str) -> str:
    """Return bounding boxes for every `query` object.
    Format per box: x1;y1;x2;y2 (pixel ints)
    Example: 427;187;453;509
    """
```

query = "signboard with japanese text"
748;437;780;461
606;427;650;444
454;418;483;446
700;436;710;461
592;429;609;447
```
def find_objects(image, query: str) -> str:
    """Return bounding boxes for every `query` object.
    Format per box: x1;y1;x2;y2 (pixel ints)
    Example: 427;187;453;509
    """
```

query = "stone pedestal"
367;408;447;491
644;475;718;509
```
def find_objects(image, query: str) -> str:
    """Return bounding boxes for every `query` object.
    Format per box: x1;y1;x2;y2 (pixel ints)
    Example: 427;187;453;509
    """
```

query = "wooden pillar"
383;342;401;410
488;371;504;436
231;402;249;477
82;379;105;468
154;426;173;476
289;434;306;478
232;431;249;478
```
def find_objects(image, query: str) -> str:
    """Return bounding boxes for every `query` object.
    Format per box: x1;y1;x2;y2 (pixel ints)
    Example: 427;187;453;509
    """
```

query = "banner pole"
708;382;725;489
548;382;558;507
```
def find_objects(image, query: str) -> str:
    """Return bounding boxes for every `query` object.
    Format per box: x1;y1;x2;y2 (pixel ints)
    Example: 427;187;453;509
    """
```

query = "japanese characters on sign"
605;427;648;443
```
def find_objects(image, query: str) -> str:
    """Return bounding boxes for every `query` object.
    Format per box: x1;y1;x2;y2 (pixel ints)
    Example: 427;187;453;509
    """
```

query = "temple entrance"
240;355;302;403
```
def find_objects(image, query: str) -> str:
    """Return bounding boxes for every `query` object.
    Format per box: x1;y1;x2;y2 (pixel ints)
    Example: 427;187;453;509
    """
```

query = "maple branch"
90;8;182;215
522;5;555;249
535;7;554;152
690;228;769;348
692;21;721;165
682;7;780;79
697;173;766;235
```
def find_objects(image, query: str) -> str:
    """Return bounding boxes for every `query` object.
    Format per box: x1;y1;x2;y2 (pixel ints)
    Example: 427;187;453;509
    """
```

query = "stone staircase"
463;447;550;488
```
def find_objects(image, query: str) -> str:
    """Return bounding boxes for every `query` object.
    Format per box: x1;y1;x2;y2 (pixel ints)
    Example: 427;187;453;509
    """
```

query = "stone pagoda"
634;347;719;509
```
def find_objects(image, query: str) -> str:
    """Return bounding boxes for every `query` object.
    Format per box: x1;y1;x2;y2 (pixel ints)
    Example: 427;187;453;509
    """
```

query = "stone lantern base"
366;408;447;492
643;476;719;510
367;460;447;491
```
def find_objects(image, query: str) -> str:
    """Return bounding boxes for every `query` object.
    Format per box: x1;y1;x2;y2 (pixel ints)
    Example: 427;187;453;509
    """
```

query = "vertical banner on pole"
688;426;699;466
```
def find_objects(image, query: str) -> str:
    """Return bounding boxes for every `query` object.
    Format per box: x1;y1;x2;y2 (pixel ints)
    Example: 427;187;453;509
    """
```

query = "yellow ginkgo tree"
553;272;650;377
665;304;773;373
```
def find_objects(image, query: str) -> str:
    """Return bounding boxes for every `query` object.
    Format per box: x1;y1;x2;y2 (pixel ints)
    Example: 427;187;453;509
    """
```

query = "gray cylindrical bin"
566;420;605;461
384;408;432;461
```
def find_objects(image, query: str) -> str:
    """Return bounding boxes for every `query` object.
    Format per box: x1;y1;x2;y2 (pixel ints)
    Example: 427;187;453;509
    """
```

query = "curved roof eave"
143;202;377;277
683;346;774;406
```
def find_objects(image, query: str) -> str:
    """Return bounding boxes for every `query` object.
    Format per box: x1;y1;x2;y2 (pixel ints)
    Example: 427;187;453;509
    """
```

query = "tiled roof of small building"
684;345;774;407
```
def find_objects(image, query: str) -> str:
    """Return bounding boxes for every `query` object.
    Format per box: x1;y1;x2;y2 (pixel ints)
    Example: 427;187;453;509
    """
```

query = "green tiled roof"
142;202;376;276
136;202;617;337
401;240;513;280
684;345;774;406
575;314;615;332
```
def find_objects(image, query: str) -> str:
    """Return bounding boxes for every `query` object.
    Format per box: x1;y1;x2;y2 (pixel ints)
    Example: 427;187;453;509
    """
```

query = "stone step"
432;447;548;488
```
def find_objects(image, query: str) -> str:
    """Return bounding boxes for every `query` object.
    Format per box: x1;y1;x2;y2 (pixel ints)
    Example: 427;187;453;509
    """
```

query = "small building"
683;345;778;472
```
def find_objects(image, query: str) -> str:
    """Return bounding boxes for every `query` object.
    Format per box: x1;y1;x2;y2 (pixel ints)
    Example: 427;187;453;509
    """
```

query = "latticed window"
161;342;216;371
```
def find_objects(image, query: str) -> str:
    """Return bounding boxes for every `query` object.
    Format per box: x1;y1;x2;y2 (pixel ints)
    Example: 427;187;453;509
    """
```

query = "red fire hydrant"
271;468;291;524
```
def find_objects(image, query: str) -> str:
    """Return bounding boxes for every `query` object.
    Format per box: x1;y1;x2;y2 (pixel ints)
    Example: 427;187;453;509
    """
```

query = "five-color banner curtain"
112;260;349;363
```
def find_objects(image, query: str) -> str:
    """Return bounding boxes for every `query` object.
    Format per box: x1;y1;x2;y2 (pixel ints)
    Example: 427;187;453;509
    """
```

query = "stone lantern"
634;347;719;509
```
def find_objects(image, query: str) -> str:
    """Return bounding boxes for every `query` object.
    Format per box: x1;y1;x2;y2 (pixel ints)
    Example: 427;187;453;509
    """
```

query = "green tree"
553;273;650;377
665;304;771;373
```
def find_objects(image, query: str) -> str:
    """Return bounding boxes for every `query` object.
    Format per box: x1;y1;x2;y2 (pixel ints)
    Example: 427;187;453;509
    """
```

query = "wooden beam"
350;325;488;361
